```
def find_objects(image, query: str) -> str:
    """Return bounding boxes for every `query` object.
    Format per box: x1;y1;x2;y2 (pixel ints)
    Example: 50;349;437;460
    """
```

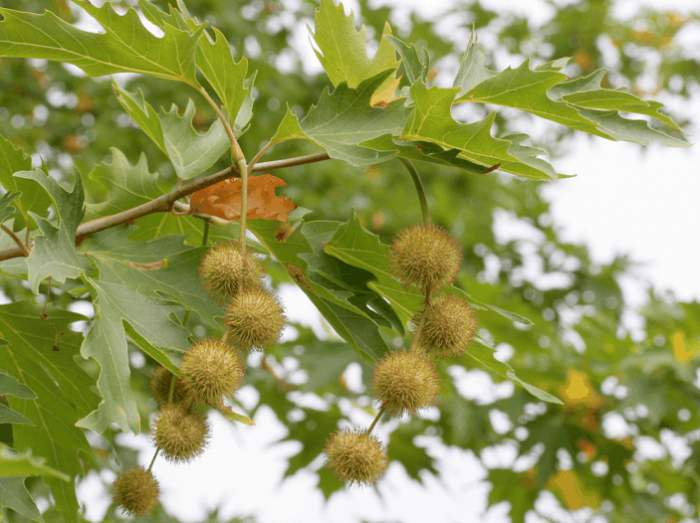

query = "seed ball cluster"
155;403;209;463
325;431;388;485
113;467;159;516
373;351;439;416
199;242;260;301
415;295;477;358
225;288;285;350
180;339;245;405
390;224;461;293
115;240;287;513
324;221;477;487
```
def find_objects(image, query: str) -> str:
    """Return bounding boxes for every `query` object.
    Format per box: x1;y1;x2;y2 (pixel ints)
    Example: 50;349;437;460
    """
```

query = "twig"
399;158;431;225
0;224;29;256
367;406;385;434
0;153;330;262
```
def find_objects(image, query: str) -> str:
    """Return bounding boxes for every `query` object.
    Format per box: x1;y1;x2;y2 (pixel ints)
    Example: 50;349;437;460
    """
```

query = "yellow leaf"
672;330;695;363
548;470;601;510
561;369;603;409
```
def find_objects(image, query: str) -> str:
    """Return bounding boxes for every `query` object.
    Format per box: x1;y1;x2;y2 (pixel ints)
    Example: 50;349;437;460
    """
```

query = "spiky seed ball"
180;340;245;405
154;403;209;463
416;295;477;358
325;430;388;485
373;351;439;416
150;366;188;406
225;288;285;350
199;242;260;301
390;224;462;293
113;467;159;516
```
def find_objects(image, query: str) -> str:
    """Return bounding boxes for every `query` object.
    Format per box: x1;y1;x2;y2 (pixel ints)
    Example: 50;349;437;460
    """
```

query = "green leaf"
312;0;398;88
83;229;221;331
403;83;561;180
387;35;430;85
278;73;407;167
197;28;253;132
0;303;98;520
0;445;69;480
115;87;229;179
249;219;390;360
387;421;438;481
0;372;35;400
0;136;50;230
83;148;170;219
0;1;202;83
455;40;688;147
0;478;40;521
15;170;86;293
0;192;18;224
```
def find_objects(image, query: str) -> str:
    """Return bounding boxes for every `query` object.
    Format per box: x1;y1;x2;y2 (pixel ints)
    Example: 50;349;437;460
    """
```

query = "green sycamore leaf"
387;35;430;85
312;0;398;88
0;303;98;520
454;39;688;147
0;192;18;224
403;83;561;180
0;478;41;521
114;86;229;180
0;1;201;84
0;136;50;230
249;219;390;360
78;271;189;433
15;170;86;293
273;73;407;167
0;445;69;480
83;229;222;331
83;148;171;219
0;373;34;424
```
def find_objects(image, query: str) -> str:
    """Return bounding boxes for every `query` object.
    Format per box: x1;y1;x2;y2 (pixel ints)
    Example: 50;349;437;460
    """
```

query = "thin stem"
201;219;210;246
197;85;250;255
367;406;385;434
147;447;160;472
248;140;273;172
1;224;29;256
0;153;330;263
399;158;431;225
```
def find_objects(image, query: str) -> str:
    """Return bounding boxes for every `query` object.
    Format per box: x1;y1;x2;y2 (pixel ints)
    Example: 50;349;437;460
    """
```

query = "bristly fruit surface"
373;351;440;416
416;295;477;358
154;403;209;463
325;430;388;485
390;224;462;293
150;366;188;406
180;339;245;405
199;242;260;301
225;287;285;350
112;467;159;516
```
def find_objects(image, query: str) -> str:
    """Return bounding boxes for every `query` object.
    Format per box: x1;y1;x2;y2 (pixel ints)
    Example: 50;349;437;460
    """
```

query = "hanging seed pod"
154;403;209;463
112;467;159;516
199;242;260;301
225;287;285;350
390;224;462;293
325;430;387;485
416;295;477;358
373;351;440;416
180;339;245;405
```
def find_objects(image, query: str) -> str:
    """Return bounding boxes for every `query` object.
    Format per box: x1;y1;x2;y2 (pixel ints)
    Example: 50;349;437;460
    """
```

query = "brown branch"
0;224;30;256
0;152;330;262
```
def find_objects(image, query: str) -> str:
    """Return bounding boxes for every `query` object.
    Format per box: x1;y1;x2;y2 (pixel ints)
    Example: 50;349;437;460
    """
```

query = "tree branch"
0;152;330;262
0;224;30;256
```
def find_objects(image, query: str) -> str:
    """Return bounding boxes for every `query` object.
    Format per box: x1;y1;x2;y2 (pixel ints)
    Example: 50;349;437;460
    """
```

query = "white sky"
70;0;699;522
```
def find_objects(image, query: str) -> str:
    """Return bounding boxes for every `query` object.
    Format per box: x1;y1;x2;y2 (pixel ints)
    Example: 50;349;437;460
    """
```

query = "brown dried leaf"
190;173;296;222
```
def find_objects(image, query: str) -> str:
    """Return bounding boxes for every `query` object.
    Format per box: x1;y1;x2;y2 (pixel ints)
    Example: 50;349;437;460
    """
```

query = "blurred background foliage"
1;0;699;521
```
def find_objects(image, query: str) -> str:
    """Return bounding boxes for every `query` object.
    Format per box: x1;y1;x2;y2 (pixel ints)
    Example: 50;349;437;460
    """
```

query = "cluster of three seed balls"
113;243;285;516
325;224;478;485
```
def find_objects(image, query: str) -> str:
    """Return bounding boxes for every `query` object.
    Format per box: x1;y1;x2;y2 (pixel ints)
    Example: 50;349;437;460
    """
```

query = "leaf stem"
147;447;160;472
201;219;210;246
0;224;29;256
0;153;330;263
248;141;273;172
367;405;385;434
399;158;431;225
